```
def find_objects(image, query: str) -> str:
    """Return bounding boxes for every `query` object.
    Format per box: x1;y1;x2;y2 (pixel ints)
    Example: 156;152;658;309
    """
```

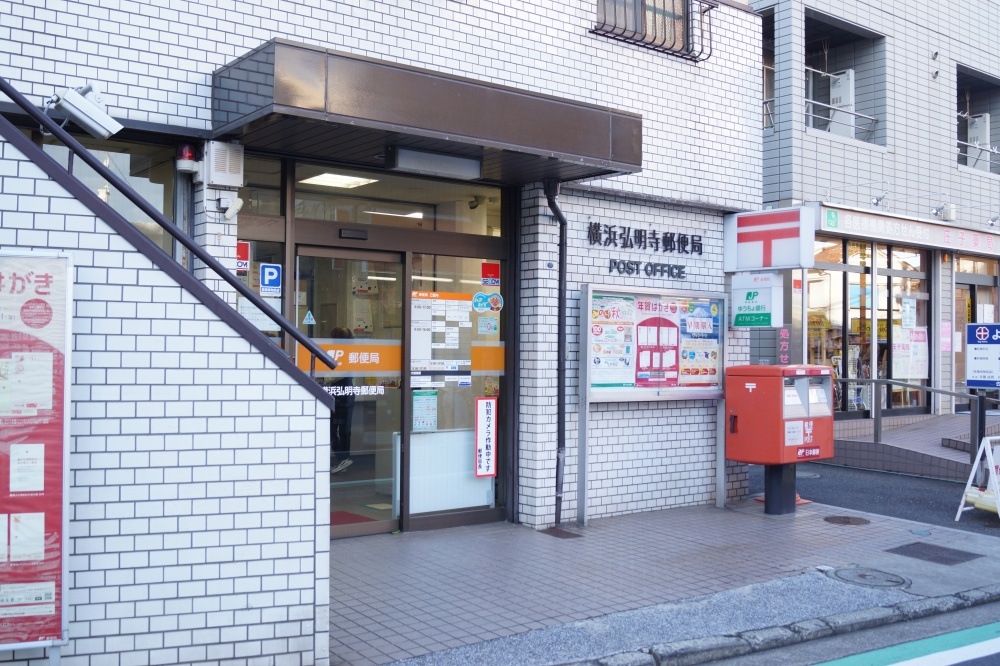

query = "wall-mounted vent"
204;141;244;189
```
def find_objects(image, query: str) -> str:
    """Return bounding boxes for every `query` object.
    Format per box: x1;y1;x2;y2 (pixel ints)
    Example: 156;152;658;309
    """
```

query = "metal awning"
212;39;642;185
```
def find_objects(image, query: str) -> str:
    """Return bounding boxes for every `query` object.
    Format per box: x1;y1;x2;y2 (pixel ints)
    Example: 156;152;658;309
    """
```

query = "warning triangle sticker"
302;311;316;325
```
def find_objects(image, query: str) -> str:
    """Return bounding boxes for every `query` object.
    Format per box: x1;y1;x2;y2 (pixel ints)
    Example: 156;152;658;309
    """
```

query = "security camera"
469;195;486;210
48;84;123;139
216;197;245;220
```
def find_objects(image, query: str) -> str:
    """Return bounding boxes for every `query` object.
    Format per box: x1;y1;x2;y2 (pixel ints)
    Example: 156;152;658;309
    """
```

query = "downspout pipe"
544;179;568;525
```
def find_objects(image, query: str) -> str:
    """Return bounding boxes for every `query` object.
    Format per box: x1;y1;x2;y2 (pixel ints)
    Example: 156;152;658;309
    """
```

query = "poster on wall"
0;252;71;651
892;326;929;380
583;285;725;402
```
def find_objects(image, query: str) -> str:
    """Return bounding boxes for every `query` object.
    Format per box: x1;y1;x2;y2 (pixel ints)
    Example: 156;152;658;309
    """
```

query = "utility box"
725;364;834;465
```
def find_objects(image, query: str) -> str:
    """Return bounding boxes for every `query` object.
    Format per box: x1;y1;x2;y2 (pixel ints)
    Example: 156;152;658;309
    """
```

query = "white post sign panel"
723;203;818;272
957;436;1000;520
731;273;783;328
0;251;71;651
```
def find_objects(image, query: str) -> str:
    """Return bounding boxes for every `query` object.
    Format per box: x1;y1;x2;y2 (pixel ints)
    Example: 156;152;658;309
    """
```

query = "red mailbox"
725;364;834;465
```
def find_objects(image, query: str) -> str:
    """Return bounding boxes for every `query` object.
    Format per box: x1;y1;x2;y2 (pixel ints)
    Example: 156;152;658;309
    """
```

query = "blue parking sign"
260;263;282;296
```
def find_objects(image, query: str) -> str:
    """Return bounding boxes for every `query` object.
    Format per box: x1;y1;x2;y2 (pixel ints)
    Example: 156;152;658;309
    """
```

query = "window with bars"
592;0;718;61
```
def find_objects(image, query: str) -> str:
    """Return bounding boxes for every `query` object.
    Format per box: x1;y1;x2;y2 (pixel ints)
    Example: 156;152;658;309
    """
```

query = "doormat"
542;527;582;539
331;511;375;525
885;542;984;566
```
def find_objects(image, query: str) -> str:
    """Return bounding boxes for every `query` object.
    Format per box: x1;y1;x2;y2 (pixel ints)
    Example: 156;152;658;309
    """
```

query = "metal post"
873;379;882;444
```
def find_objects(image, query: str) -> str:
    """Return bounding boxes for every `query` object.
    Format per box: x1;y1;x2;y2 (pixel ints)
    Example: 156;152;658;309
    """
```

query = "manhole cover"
828;567;910;588
824;516;871;525
542;527;582;539
886;542;983;566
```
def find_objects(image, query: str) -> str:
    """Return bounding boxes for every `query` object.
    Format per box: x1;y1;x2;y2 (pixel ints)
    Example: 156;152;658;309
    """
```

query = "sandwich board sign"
957;436;1000;520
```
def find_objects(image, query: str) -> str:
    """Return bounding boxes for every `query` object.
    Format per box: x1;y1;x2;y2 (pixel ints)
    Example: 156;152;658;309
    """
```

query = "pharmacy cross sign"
966;323;1000;388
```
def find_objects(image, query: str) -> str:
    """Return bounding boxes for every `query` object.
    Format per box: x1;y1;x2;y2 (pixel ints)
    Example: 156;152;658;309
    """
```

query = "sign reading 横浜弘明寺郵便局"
0;252;70;650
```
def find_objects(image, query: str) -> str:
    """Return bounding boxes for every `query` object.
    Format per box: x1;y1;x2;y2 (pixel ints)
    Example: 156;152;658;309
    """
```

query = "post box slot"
808;377;832;417
782;378;808;419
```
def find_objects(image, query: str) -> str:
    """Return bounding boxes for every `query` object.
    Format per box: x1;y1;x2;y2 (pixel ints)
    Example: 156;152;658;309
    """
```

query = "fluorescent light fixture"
366;275;397;282
459;279;484;285
412;276;454;283
388;147;481;181
365;209;424;219
299;173;378;189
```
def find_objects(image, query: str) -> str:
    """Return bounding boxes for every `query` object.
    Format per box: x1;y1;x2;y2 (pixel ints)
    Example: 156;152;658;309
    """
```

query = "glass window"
957;256;997;275
235;240;285;342
42;136;175;254
814;236;844;263
409;253;506;514
293;163;502;236
892;247;923;271
240;156;282;216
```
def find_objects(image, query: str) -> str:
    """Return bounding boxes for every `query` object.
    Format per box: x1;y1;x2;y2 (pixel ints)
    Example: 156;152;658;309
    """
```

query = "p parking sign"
260;263;282;296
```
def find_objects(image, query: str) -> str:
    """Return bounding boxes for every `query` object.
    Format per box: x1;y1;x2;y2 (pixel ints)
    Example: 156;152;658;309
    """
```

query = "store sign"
731;273;783;328
723;204;817;272
235;241;249;276
821;206;999;253
0;252;70;650
966;323;1000;388
587;220;702;283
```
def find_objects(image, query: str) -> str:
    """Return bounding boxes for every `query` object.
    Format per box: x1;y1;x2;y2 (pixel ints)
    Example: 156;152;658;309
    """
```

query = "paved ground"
328;496;1000;665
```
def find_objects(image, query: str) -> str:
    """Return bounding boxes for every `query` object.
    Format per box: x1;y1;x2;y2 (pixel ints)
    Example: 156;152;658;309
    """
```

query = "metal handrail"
956;138;997;170
0;76;338;381
835;377;1000;465
804;99;878;142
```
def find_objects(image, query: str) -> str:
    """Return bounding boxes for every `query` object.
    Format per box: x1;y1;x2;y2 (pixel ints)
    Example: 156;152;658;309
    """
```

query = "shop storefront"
211;39;643;537
731;203;1000;420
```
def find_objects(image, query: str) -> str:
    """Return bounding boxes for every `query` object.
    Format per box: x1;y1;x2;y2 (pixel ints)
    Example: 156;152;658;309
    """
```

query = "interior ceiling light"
365;209;424;219
298;173;378;189
412;276;454;283
366;275;398;281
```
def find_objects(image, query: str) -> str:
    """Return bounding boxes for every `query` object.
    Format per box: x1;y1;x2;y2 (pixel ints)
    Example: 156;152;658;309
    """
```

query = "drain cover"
542;527;582;539
796;471;821;479
824;516;871;526
886;542;983;566
828;567;910;588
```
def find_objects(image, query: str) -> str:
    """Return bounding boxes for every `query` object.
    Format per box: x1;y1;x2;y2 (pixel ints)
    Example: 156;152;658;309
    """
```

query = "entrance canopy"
212;39;642;185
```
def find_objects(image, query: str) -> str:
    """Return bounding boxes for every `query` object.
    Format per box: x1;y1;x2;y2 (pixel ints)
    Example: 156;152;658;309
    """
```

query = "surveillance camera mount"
41;83;123;140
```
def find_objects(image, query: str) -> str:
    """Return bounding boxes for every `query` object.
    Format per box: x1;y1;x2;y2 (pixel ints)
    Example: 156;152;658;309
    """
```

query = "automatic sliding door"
296;248;403;538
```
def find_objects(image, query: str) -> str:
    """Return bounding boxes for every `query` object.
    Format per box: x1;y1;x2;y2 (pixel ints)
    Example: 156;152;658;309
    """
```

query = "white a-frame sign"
956;436;1000;521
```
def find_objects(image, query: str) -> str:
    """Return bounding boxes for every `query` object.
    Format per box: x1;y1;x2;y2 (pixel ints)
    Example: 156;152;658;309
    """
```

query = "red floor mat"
331;511;375;525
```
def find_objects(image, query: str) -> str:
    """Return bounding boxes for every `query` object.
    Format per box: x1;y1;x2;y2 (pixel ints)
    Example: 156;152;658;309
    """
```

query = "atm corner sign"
732;272;783;328
260;263;282;296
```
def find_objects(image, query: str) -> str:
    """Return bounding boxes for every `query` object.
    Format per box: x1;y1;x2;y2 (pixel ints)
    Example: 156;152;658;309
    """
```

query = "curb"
557;584;1000;666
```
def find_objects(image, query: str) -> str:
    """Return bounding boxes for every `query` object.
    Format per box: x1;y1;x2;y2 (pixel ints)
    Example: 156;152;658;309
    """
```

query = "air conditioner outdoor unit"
829;69;856;138
968;113;991;172
202;141;244;189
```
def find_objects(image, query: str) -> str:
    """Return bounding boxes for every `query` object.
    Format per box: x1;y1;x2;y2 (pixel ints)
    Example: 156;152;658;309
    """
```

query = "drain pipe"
544;179;568;525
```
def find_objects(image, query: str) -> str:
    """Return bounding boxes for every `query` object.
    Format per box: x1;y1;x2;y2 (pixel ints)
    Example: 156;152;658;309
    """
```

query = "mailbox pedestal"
725;365;835;514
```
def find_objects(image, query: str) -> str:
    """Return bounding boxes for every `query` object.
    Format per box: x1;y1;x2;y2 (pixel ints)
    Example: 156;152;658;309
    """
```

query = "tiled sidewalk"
328;501;1000;665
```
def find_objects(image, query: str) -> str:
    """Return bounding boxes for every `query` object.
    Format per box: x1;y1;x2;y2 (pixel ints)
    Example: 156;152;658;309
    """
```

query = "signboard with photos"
581;284;726;402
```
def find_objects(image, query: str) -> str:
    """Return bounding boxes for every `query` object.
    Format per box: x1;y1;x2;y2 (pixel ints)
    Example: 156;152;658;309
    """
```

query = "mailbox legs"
763;464;797;515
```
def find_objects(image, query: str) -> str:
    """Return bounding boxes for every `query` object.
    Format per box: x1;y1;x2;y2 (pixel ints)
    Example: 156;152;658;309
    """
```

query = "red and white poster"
0;252;70;650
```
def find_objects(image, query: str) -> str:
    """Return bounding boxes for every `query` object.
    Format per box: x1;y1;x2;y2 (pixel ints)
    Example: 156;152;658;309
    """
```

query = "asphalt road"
748;462;1000;537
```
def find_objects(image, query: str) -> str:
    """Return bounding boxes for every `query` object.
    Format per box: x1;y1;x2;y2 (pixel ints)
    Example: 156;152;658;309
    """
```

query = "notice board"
0;252;71;651
581;284;726;403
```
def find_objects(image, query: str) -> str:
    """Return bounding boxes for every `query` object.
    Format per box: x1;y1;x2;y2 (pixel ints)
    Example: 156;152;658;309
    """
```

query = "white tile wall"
0;0;762;655
0;138;330;666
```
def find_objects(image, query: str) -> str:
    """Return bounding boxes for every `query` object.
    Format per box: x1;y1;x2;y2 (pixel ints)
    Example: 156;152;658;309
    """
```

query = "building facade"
0;0;760;663
752;0;1000;422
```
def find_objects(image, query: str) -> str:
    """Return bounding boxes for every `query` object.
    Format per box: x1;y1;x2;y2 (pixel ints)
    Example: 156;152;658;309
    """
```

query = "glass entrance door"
296;247;403;537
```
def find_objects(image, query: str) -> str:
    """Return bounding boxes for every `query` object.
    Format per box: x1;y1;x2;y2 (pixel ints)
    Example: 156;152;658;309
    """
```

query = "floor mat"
331;511;376;525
